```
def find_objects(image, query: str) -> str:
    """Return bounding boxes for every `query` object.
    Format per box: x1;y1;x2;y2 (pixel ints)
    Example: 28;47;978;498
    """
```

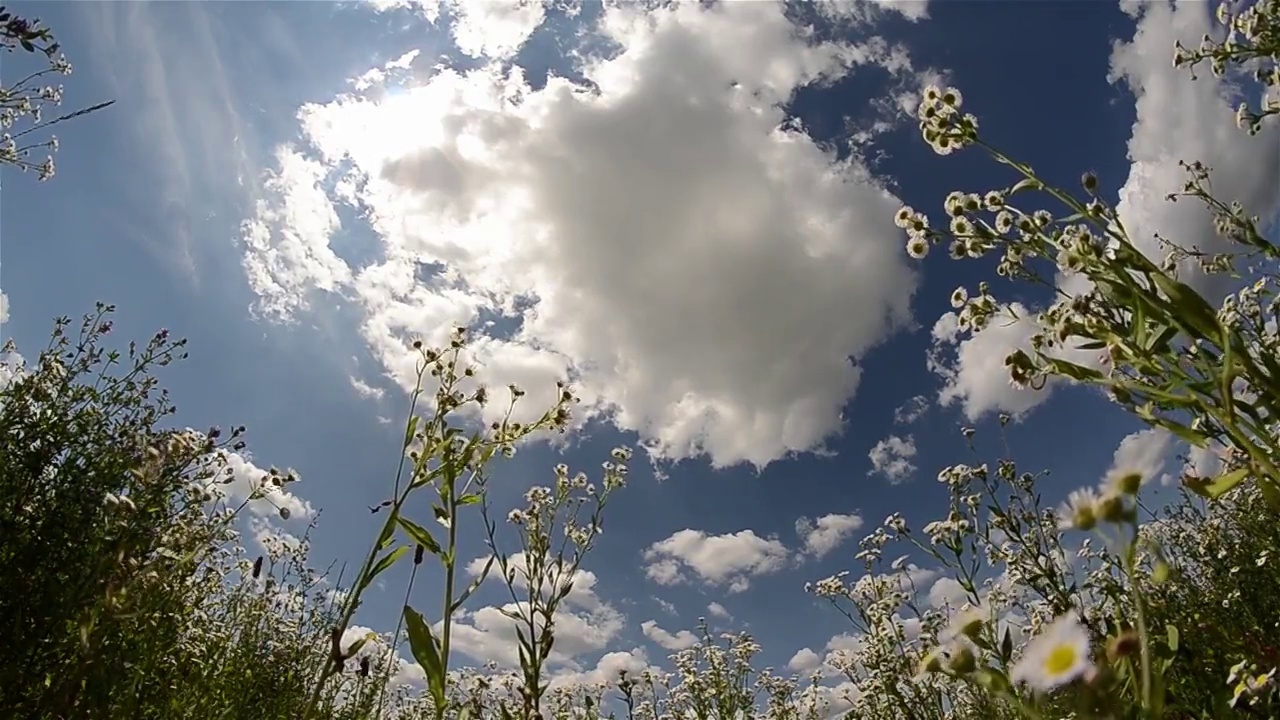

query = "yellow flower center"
1042;644;1078;677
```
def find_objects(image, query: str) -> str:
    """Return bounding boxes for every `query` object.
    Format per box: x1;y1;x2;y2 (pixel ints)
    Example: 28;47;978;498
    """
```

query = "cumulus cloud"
0;347;23;394
814;0;929;24
1185;441;1225;483
707;601;731;619
1108;0;1280;299
243;0;927;469
640;620;700;651
642;528;791;593
447;599;625;668
196;446;315;521
0;291;8;326
927;1;1279;418
927;305;1054;421
927;305;1100;422
249;517;304;558
926;576;968;610
448;0;548;60
549;648;656;690
341;625;426;689
787;647;823;673
795;512;865;557
866;434;916;483
465;551;605;610
367;0;546;61
449;552;626;668
1106;427;1176;488
240;147;350;321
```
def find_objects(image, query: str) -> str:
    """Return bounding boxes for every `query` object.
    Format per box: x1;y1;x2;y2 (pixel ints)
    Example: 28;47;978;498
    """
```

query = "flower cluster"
1174;0;1280;135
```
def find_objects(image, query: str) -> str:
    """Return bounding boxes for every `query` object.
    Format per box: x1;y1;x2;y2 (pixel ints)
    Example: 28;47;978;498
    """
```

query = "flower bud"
1106;630;1141;663
947;643;977;674
1095;493;1126;523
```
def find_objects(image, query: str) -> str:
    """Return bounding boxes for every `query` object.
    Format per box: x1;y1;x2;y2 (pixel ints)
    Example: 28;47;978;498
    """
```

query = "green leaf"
1132;299;1147;352
452;555;495;613
1258;478;1280;512
376;519;396;551
433;504;451;526
1152;560;1170;585
1047;358;1104;383
346;631;377;658
1166;624;1179;654
1150;273;1220;340
362;546;408;590
1203;468;1249;499
403;605;447;708
397;517;443;555
1009;178;1043;195
972;668;1011;694
404;415;420;451
1144;324;1178;354
1151;416;1210;448
457;493;482;506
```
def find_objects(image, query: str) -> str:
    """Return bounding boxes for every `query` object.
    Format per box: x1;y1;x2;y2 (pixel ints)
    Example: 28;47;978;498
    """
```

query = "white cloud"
795;512;864;557
352;49;422;91
243;0;926;470
642;528;790;592
866;434;916;483
927;305;1053;421
349;375;386;400
655;597;678;615
787;647;822;673
706;601;731;619
814;0;929;24
927;305;1099;422
1108;0;1280;299
0;291;8;325
340;625;426;690
926;576;968;610
1106;427;1175;488
449;552;626;668
366;0;544;61
0;348;24;394
1185;441;1225;482
549;648;656;689
83;2;263;286
240;147;350;321
928;2;1280;421
449;0;548;60
465;551;605;610
447;600;626;668
195;444;315;521
249;517;303;558
892;394;929;424
640;620;700;651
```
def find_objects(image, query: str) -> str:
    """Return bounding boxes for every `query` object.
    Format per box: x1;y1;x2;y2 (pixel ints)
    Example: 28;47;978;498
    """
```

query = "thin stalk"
377;558;422;719
301;370;428;720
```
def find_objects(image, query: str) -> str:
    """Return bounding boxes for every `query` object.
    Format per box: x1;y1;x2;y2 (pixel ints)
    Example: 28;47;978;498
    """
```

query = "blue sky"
2;0;1277;699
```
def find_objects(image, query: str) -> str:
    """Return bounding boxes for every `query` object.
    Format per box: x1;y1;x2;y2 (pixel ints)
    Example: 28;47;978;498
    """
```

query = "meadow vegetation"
1;2;1279;718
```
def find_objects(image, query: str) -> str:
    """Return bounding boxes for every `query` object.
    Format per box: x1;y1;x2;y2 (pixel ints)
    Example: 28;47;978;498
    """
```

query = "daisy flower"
1057;488;1100;531
1011;611;1094;692
941;606;985;643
